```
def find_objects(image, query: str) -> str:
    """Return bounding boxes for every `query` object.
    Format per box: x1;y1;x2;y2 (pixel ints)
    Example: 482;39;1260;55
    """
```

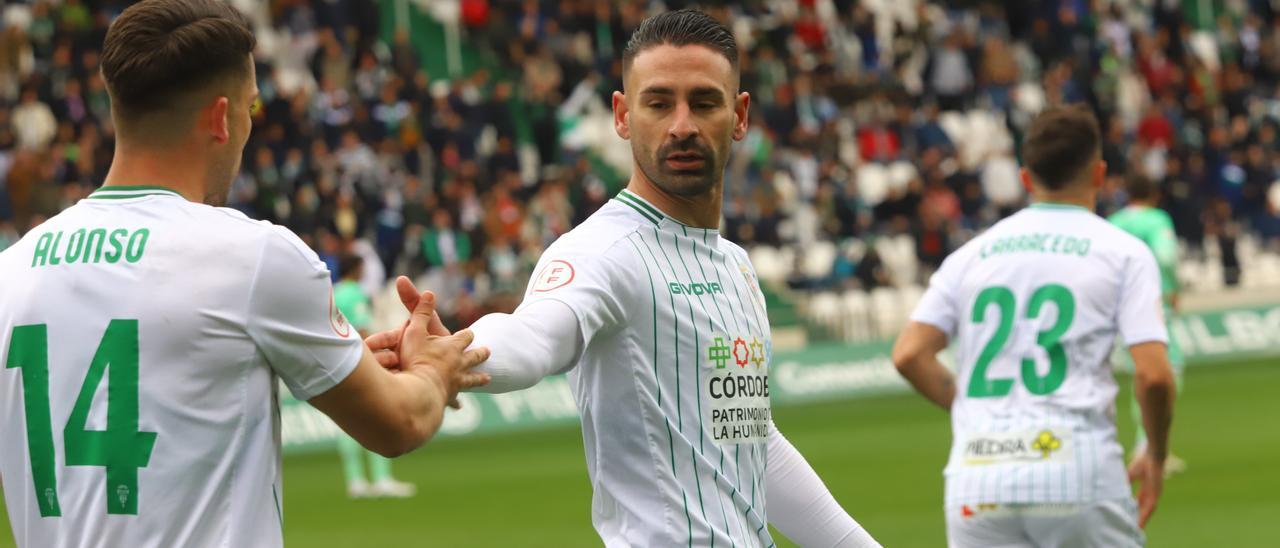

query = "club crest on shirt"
329;289;351;338
738;261;765;308
531;259;575;293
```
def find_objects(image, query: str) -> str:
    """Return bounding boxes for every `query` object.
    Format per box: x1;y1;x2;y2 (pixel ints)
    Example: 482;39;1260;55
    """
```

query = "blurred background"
1;0;1279;546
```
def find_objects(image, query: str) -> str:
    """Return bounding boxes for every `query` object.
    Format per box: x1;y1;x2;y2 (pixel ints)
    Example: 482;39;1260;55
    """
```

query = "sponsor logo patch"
704;332;770;445
959;430;1069;465
668;281;723;295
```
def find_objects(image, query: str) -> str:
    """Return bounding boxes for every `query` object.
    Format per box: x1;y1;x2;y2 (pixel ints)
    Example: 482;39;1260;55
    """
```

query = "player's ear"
613;91;630;140
1092;160;1107;190
1020;168;1034;193
732;92;750;141
209;96;231;145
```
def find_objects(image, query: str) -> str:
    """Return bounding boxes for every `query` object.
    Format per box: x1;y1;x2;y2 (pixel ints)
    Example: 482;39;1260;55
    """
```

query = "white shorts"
946;498;1144;548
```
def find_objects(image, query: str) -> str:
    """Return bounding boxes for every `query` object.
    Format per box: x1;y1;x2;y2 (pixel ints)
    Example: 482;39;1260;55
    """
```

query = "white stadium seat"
870;287;906;338
801;240;838;280
807;291;844;333
856;163;891;206
749;246;786;285
841;290;874;343
898;284;925;319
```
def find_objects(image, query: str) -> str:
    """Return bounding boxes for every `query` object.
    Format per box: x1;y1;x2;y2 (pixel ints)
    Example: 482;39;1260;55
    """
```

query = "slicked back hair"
622;9;738;78
101;0;256;138
1022;104;1102;191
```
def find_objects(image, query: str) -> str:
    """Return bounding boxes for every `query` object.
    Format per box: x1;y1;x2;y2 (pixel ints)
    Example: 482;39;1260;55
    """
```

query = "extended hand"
396;276;451;336
395;277;491;406
362;276;454;369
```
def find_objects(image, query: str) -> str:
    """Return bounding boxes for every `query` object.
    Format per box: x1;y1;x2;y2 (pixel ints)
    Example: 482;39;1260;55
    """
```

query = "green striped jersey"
517;190;775;547
910;203;1167;506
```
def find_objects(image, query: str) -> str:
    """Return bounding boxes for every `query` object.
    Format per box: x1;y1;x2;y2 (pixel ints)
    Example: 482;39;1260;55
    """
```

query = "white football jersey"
518;189;775;547
0;186;362;547
911;203;1167;506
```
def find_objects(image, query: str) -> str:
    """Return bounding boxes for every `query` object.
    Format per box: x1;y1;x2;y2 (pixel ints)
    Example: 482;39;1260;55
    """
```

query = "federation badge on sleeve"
531;260;575;293
329;289;351;338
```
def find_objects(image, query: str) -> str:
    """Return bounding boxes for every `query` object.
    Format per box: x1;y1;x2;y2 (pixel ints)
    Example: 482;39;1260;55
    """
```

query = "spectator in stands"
11;86;55;151
929;31;972;112
1;0;1278;315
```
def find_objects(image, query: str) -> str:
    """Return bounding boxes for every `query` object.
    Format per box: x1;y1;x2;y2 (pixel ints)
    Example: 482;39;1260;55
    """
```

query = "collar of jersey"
614;189;667;225
87;185;184;200
613;189;720;237
1028;201;1092;212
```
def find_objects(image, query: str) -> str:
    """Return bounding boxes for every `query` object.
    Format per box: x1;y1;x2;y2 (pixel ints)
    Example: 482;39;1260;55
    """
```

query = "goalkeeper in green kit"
1109;175;1187;475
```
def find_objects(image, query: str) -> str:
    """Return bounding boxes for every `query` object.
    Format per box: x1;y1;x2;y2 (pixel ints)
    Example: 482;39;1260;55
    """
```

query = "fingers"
395;276;421;313
461;347;490;370
428;311;451;336
459;371;491;389
372;349;400;368
405;290;438;332
1138;491;1157;528
450;328;477;349
446;374;490;410
396;276;450;337
1127;460;1140;483
364;329;403;352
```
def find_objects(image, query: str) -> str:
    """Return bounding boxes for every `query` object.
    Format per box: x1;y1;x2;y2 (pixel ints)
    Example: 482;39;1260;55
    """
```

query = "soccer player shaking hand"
0;3;487;546
397;9;879;548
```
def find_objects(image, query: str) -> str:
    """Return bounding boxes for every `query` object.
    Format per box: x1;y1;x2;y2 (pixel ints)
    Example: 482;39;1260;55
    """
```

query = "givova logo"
669;282;723;295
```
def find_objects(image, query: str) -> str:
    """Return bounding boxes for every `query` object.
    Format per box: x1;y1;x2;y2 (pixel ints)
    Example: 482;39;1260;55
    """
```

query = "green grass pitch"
3;359;1277;546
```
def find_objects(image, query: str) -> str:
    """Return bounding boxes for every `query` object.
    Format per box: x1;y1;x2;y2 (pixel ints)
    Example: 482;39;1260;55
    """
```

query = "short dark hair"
1022;105;1102;190
622;9;738;75
338;254;364;279
101;0;255;124
1125;174;1157;201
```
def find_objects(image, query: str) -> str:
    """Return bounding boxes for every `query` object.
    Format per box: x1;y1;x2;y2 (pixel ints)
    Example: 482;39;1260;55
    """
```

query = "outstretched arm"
388;279;588;393
766;425;882;547
464;299;584;393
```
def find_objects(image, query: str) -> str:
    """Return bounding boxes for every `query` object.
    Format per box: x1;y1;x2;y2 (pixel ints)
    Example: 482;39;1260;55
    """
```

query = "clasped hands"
363;276;491;408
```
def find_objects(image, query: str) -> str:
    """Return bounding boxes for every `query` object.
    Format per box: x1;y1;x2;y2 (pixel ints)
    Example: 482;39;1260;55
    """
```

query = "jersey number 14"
5;320;157;517
968;284;1076;398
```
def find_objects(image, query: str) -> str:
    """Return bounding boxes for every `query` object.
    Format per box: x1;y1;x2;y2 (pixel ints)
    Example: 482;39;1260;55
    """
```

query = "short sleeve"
1118;247;1169;346
515;245;628;347
910;248;965;337
247;229;363;400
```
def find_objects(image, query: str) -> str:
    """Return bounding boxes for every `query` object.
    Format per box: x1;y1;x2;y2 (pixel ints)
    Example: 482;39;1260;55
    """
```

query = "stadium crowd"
2;0;1279;326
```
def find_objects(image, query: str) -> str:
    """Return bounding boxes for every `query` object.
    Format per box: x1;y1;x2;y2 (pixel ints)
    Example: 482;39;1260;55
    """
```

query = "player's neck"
1031;190;1094;211
102;144;207;203
625;175;722;229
